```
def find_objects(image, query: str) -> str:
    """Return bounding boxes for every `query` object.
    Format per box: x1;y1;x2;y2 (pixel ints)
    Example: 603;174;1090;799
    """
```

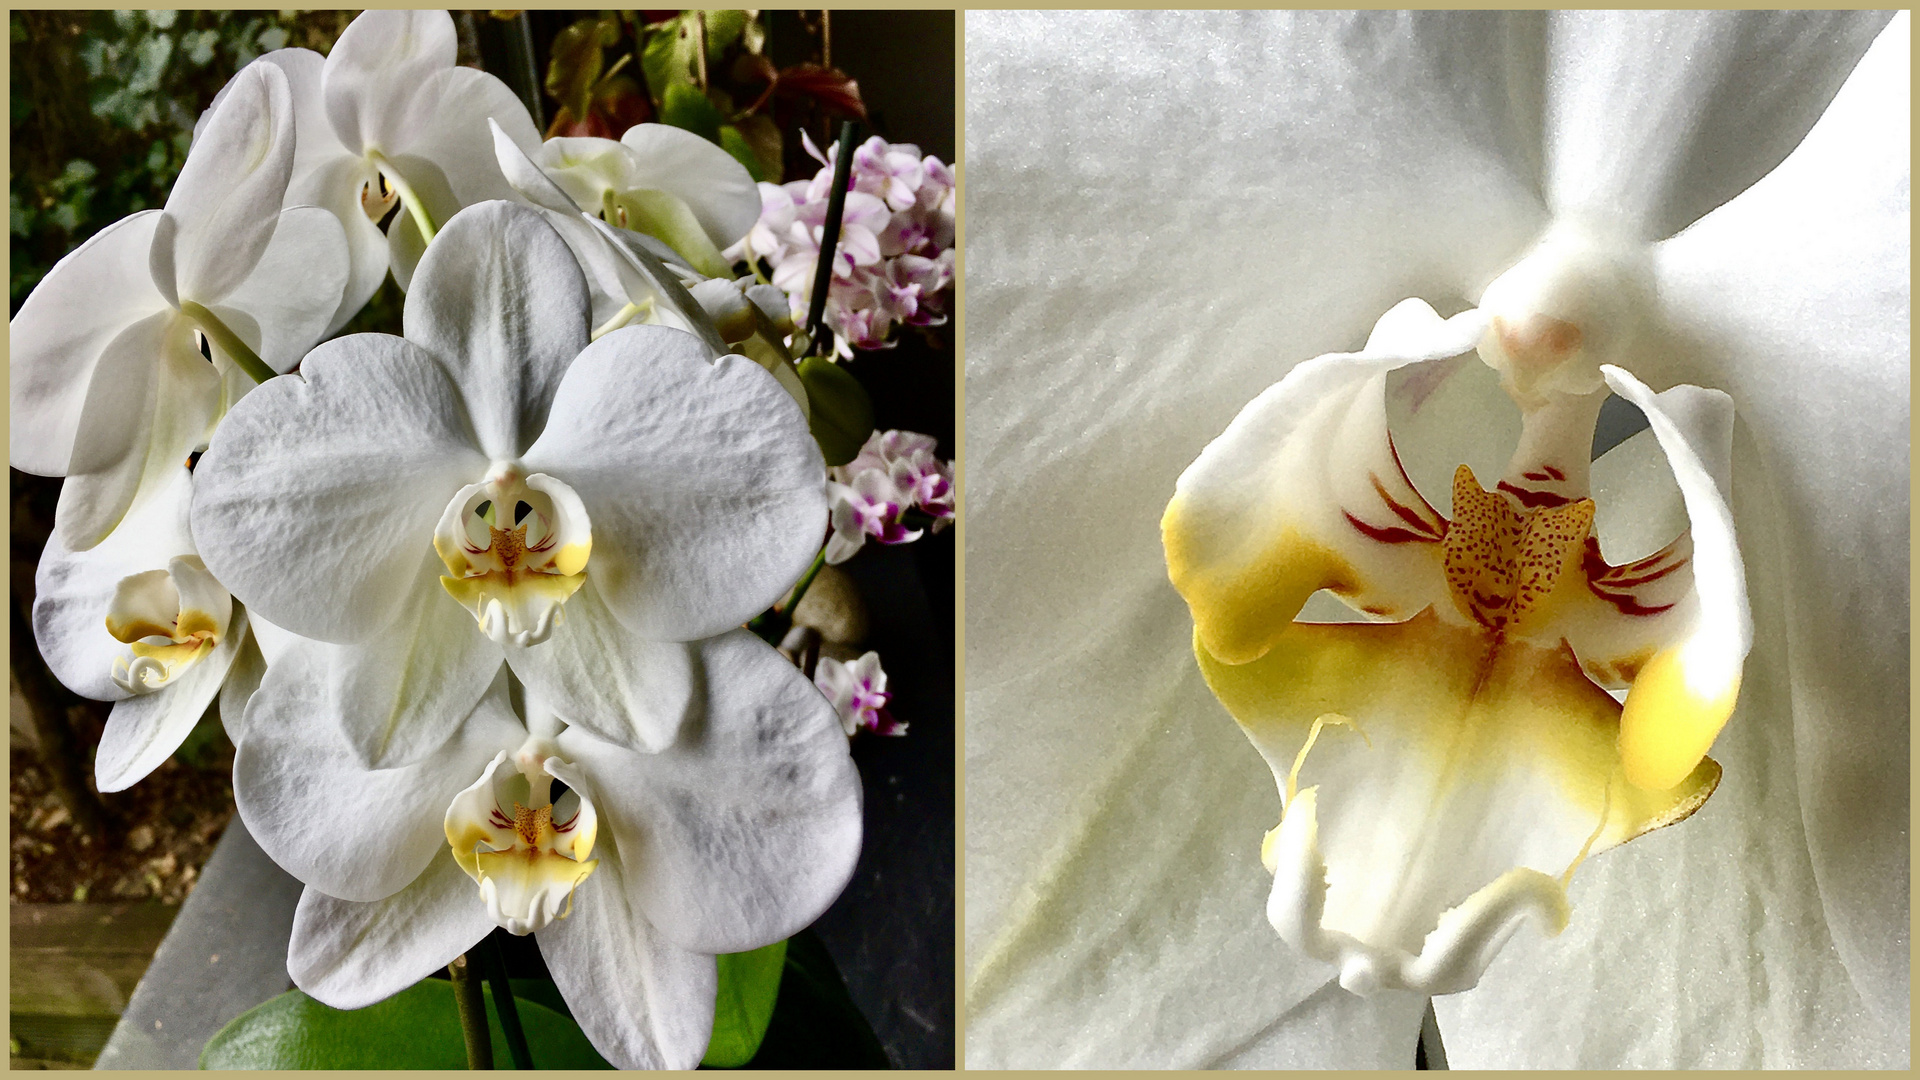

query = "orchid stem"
180;301;276;385
780;547;829;615
449;953;494;1069
804;120;860;355
747;546;827;646
481;934;533;1069
591;301;646;341
370;153;438;245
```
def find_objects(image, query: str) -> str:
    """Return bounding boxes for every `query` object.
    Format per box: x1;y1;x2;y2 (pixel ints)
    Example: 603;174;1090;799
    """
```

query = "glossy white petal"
206;205;351;373
618;123;763;250
537;859;718;1070
55;311;219;551
503;580;696;752
522;327;825;641
290;851;495;1010
31;462;195;702
152;60;295;305
234;648;524;903
9;210;170;476
191;333;487;643
96;606;247;793
320;10;458;156
1543;9;1894;241
402;201;588;461
554;629;861;955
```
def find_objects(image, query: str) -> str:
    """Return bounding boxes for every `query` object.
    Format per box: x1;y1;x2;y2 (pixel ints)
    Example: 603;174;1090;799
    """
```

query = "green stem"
481;935;534;1070
370;152;437;244
779;547;829;615
591;300;647;341
179;301;276;385
449;954;495;1069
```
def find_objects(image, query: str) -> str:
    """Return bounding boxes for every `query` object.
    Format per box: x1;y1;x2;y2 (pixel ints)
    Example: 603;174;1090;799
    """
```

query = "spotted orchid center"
1443;464;1595;635
433;466;592;647
105;555;231;695
444;744;599;936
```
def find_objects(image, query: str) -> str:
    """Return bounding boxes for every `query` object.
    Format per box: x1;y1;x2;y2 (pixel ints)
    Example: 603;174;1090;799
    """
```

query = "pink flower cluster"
825;430;955;564
730;132;956;359
815;652;906;737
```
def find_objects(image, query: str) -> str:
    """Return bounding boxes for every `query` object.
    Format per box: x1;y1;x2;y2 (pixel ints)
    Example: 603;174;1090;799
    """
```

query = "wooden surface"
9;902;177;1067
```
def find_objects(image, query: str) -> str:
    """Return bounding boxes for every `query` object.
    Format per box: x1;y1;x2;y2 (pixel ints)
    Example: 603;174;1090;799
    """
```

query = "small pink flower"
815;652;906;737
825;469;921;564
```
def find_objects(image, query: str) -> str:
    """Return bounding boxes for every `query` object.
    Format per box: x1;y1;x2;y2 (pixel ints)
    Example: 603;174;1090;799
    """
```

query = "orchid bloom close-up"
216;9;543;326
9;59;349;550
191;201;827;770
234;645;860;1068
964;9;1906;1069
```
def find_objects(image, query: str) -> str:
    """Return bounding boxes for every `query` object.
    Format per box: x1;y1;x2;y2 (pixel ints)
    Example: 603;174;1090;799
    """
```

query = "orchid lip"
105;555;232;695
433;466;592;648
444;747;599;936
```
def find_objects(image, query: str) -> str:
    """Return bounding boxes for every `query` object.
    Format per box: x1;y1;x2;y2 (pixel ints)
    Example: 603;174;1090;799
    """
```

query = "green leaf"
728;114;784;184
640;15;699;106
702;10;749;59
702;939;786;1067
796;355;875;467
545;16;620;123
718;124;766;183
658;81;724;144
731;929;890;1069
199;979;613;1069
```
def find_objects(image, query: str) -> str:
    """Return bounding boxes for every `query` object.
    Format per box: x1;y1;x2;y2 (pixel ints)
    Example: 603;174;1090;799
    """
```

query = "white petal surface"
31;462;195;702
321;10;457;156
555;629;861;955
505;579;695;752
158;61;296;304
234;647;523;903
56;312;218;551
523;328;825;641
9;210;170;476
1542;9;1893;242
403;201;588;460
538;861;717;1070
191;333;487;643
216;624;266;745
391;65;540;205
963;10;1553;1066
619;123;763;249
96;606;247;792
207;205;350;372
290;851;495;1010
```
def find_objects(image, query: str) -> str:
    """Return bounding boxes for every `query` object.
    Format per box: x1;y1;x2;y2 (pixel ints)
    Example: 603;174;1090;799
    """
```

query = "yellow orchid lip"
445;748;599;936
433;466;593;647
105;555;232;695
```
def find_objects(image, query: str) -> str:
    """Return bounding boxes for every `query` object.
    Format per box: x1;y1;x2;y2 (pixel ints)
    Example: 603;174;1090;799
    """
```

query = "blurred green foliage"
9;10;355;313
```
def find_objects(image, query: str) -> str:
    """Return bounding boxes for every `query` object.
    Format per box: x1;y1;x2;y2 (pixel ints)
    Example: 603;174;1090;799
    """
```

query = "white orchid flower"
233;646;860;1069
10;60;349;551
815;651;906;737
191;201;827;770
964;9;1906;1070
213;9;542;329
534;125;762;279
29;462;250;791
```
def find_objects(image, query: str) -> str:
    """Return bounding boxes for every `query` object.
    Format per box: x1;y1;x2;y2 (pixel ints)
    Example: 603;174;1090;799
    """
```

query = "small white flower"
816;651;906;736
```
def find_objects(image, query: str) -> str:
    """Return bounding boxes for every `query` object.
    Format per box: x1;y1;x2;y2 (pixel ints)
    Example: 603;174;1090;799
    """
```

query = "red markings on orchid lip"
1343;435;1447;545
1522;464;1566;483
1583;536;1684;616
1497;480;1573;509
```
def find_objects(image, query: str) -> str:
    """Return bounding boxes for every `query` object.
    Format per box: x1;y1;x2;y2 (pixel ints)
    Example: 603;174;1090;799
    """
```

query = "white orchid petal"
1543;9;1894;242
491;119;582;216
521;327;825;641
207;206;350;373
587;219;731;357
234;647;523;902
158;61;296;304
96;605;247;792
320;10;458;155
1165;300;1484;664
537;861;718;1070
9;210;170;476
504;581;695;753
289;852;495;1010
31;463;194;702
191;333;487;643
618;123;764;250
391;65;540;208
216;626;266;746
403;201;588;460
554;629;861;955
55;312;218;551
1635;10;1912;1030
331;555;504;769
284;154;391;334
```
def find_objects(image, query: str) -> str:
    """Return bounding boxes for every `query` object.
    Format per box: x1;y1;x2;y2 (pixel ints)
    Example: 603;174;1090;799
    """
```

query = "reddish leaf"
773;64;867;120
